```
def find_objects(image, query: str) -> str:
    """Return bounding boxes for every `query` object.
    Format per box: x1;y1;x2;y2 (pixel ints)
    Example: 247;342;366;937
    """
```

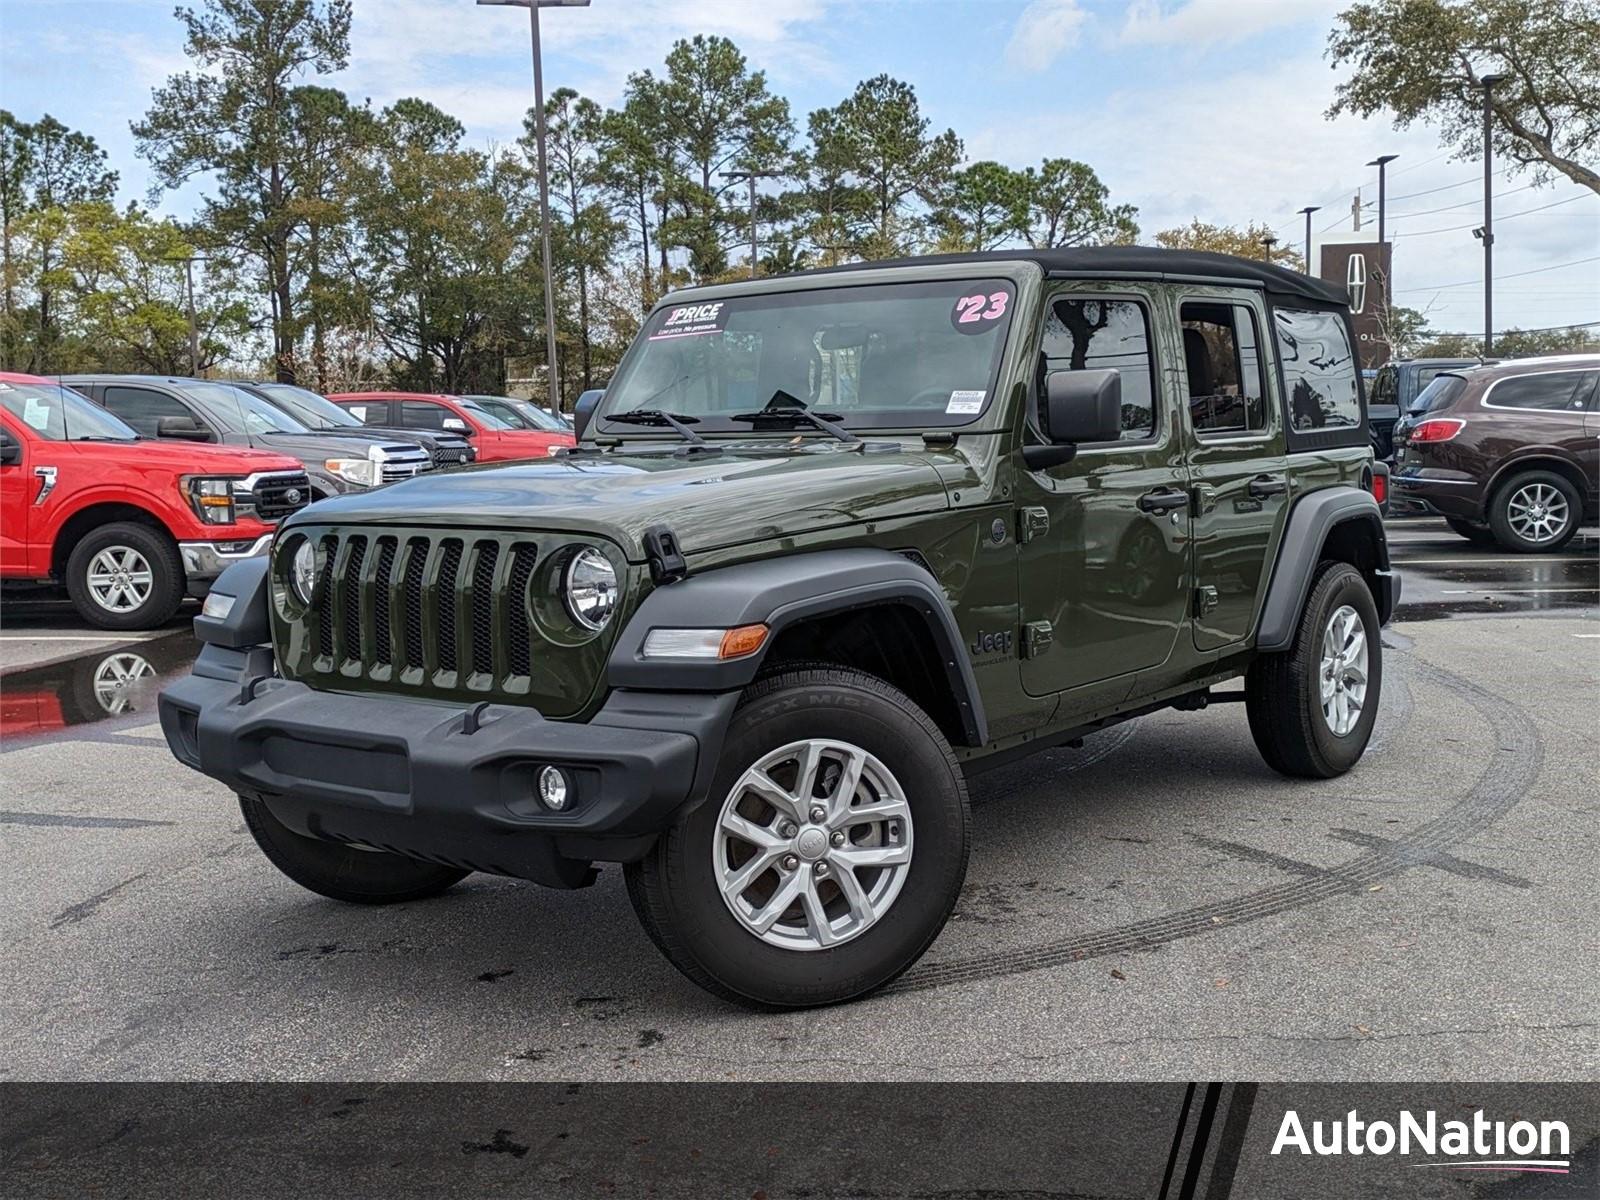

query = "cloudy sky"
3;0;1596;334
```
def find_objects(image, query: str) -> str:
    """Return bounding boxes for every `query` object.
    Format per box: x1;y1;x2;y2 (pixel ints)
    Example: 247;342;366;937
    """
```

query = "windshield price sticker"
950;289;1010;334
650;301;729;341
946;390;986;414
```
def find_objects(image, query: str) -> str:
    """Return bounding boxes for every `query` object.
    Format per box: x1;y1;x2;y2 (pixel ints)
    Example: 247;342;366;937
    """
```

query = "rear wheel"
1444;517;1497;546
1487;470;1581;553
1246;561;1382;779
64;522;185;631
626;666;970;1008
240;795;469;904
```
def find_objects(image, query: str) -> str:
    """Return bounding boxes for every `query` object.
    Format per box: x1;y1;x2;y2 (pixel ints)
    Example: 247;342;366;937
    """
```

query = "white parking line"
1441;587;1599;594
1397;556;1597;565
0;633;161;643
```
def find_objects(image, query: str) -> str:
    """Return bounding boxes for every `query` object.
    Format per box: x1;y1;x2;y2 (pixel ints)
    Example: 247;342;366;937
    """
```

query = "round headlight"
563;547;617;631
290;539;317;605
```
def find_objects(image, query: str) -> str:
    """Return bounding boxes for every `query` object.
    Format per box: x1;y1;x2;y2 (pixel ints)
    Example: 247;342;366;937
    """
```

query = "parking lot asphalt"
0;518;1595;1082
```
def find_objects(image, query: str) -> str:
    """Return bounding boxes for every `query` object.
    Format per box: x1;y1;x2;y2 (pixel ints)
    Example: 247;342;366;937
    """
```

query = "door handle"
1248;475;1288;499
1137;487;1189;515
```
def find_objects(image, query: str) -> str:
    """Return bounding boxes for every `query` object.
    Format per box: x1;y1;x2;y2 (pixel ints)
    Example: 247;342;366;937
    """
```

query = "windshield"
181;381;311;435
468;396;567;432
599;278;1018;434
254;382;362;429
1412;373;1468;414
0;380;139;441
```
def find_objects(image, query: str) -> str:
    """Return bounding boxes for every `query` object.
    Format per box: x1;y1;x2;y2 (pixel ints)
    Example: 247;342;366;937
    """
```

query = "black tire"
1486;469;1582;553
1444;517;1496;546
1246;561;1382;779
64;521;185;631
625;666;970;1009
240;794;469;905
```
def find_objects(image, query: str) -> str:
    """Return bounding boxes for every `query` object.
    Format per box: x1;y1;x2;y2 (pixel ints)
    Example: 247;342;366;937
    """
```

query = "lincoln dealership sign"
1320;239;1392;368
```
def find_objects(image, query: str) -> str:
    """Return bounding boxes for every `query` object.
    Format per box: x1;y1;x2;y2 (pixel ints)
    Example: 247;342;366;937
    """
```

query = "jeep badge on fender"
158;247;1398;1009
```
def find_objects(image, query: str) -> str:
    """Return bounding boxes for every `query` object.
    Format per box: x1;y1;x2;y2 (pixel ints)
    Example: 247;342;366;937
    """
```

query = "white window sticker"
22;397;51;431
946;390;986;415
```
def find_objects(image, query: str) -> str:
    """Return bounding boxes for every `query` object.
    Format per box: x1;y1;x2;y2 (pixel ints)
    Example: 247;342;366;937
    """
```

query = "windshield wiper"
731;392;859;444
75;435;138;443
605;408;706;445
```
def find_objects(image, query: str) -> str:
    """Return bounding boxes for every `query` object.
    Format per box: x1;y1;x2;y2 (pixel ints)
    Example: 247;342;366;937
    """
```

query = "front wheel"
626;667;970;1008
1246;561;1382;779
240;795;469;904
65;522;185;631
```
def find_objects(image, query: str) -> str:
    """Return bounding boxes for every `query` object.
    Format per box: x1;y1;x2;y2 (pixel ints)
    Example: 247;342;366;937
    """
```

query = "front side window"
1180;301;1267;436
1040;296;1157;441
1;381;138;441
400;401;448;430
102;386;196;437
1486;371;1592;412
601;278;1018;433
1274;308;1360;433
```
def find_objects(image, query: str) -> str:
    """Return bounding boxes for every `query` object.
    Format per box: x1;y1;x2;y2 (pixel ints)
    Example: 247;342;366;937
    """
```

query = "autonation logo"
1272;1108;1571;1175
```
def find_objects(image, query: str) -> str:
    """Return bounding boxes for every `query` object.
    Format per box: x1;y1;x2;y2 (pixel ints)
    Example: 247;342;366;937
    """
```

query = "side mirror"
441;416;471;434
156;415;213;442
573;389;604;441
1023;369;1122;469
0;428;21;466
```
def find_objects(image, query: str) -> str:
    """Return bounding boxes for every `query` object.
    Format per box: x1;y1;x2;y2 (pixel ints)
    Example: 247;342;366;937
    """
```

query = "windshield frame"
595;270;1028;438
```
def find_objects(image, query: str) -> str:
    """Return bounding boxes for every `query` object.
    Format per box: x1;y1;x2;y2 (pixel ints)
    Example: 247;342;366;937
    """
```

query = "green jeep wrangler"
160;247;1398;1008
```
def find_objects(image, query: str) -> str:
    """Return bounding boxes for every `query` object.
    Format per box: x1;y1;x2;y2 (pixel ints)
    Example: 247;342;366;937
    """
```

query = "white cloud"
1004;0;1089;73
1117;0;1335;48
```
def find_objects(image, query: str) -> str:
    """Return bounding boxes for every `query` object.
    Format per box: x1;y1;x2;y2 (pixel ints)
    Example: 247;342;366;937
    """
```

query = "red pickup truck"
1;373;310;629
328;391;574;463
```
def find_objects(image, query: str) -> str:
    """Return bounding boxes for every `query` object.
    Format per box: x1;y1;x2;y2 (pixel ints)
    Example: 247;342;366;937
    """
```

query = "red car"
328;392;574;463
1;373;310;629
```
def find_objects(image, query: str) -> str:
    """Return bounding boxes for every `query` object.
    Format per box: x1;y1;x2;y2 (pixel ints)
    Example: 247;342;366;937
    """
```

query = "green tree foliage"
1328;0;1600;194
133;0;353;381
1021;158;1140;248
933;161;1030;252
1155;218;1302;267
1415;322;1600;357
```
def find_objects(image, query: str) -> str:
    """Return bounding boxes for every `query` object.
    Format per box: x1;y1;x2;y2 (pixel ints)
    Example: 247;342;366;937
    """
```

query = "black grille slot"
469;541;500;676
341;536;368;660
316;535;338;658
506;544;538;678
401;537;428;669
436;539;463;673
372;537;397;665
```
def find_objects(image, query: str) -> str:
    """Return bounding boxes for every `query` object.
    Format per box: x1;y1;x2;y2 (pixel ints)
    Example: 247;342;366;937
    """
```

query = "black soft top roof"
800;245;1348;309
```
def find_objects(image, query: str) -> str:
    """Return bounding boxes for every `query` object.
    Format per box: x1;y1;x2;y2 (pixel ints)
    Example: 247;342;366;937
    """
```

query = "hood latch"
643;525;688;585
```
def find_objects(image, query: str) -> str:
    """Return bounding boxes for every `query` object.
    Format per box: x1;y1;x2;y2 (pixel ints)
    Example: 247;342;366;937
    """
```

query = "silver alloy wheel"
1319;604;1368;737
92;652;156;714
713;738;914;951
1506;481;1570;544
85;545;155;613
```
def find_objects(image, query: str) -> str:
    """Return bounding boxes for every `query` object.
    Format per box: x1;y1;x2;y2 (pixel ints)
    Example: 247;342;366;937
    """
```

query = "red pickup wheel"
64;521;185;631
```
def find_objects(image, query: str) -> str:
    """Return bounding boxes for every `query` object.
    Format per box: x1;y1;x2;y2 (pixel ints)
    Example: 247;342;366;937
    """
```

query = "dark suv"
1367;357;1486;460
1392;355;1598;551
159;247;1396;1008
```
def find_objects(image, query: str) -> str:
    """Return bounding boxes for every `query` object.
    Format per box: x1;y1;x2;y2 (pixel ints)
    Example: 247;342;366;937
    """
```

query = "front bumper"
158;644;735;886
179;535;274;594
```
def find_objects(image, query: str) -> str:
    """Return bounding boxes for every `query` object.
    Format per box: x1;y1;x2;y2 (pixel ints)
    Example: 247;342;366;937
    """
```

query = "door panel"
0;416;33;573
1179;297;1290;650
1017;289;1190;697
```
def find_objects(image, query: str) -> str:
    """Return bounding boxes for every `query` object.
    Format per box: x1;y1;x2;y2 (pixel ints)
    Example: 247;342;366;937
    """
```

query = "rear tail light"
1409;418;1465;443
1369;470;1387;505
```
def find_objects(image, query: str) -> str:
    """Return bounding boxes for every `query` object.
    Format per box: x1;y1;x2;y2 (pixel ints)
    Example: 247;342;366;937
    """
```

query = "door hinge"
1193;484;1220;515
1022;620;1054;658
1194;585;1219;616
1018;506;1049;543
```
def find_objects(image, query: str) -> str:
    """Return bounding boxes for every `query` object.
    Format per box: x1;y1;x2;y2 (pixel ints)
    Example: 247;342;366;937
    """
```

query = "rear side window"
1180;301;1267;436
1414;374;1467;414
1273;308;1361;436
1041;296;1157;441
1485;371;1592;412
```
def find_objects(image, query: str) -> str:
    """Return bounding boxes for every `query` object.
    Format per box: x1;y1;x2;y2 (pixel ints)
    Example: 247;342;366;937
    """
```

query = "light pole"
721;169;783;279
1297;206;1320;273
1366;154;1398;361
1259;233;1278;262
478;0;590;415
1478;74;1506;354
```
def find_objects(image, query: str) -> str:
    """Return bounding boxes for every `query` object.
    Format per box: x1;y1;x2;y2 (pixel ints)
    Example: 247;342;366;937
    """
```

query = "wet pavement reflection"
0;520;1593;745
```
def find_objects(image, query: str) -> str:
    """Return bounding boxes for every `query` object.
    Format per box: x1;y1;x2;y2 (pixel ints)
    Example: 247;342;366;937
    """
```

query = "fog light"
538;765;571;811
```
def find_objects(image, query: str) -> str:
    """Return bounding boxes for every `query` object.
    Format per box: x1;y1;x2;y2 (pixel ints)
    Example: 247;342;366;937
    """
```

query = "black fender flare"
607;548;988;746
1255;488;1398;652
